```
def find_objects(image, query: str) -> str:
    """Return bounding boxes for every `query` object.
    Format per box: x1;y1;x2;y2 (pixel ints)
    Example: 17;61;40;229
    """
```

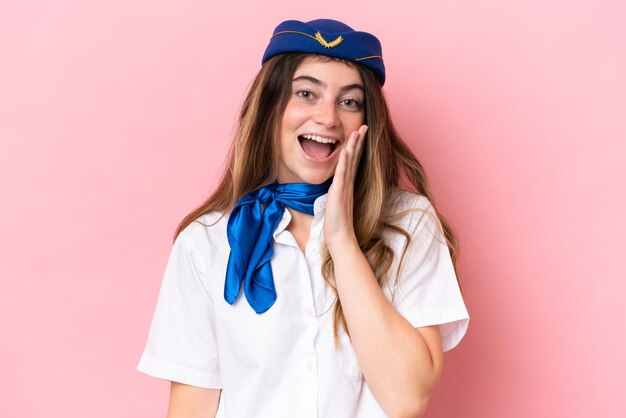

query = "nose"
313;100;340;129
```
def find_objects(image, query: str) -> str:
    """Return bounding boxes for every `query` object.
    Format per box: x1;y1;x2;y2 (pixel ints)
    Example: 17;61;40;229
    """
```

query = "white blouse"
137;189;469;418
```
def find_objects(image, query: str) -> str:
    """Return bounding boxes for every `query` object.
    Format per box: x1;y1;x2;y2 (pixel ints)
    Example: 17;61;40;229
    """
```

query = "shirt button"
306;361;313;370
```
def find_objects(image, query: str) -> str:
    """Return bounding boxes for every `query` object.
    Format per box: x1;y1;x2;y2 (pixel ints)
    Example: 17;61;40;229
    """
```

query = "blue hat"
261;19;386;86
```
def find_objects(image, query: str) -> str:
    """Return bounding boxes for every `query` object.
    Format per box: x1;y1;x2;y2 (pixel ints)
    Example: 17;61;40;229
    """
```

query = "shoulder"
388;189;432;210
169;210;231;283
386;189;438;229
174;210;230;255
383;189;446;254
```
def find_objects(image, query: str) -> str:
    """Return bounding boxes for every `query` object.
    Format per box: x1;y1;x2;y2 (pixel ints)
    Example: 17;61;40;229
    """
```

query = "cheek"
282;102;310;129
343;111;365;131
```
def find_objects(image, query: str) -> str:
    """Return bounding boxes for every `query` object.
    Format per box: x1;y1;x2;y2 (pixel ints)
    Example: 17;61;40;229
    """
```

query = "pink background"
1;1;624;417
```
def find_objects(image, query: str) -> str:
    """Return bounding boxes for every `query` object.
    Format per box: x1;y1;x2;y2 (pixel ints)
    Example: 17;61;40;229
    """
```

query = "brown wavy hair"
174;53;459;347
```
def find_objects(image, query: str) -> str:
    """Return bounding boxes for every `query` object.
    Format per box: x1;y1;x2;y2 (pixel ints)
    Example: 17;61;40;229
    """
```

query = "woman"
138;18;469;418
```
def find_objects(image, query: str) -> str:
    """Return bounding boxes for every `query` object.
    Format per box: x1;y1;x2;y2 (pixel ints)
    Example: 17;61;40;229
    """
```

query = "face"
275;56;365;184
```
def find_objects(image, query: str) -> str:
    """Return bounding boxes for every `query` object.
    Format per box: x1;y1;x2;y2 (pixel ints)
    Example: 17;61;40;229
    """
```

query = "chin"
277;155;338;184
280;170;334;185
299;169;336;185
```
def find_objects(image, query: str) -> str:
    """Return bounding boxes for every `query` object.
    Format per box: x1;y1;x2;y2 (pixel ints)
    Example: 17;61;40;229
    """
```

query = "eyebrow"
292;75;364;93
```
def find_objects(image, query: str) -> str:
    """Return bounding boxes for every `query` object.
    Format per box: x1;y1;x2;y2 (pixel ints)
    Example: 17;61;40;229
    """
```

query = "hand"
324;124;368;255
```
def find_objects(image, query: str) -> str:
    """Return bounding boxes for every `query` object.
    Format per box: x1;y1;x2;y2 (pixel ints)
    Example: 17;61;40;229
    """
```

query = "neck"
286;208;314;253
287;207;314;225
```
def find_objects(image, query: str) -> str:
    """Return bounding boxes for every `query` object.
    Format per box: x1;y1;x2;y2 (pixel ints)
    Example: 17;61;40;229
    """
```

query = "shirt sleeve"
385;193;469;352
136;225;222;388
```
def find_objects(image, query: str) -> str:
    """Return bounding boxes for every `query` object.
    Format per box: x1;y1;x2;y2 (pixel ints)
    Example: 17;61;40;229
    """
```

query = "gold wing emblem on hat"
315;31;343;48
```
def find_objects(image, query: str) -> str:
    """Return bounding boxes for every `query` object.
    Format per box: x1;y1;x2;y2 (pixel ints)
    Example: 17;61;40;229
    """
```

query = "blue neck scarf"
225;178;332;313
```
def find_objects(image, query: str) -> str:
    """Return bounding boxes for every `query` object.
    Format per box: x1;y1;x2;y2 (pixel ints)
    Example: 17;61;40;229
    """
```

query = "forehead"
293;56;363;85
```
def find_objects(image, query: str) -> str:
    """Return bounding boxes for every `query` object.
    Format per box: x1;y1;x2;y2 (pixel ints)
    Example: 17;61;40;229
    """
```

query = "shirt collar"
312;193;327;218
273;193;328;240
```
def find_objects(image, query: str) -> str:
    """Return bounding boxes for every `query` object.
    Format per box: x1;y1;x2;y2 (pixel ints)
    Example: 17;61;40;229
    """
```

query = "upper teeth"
301;134;337;144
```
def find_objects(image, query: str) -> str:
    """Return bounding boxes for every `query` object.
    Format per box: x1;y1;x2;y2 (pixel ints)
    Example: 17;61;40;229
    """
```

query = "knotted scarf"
225;178;333;313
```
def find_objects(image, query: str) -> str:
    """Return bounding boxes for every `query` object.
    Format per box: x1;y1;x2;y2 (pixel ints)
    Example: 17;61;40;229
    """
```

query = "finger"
333;143;348;191
355;125;368;159
346;127;364;185
342;131;357;182
350;126;367;183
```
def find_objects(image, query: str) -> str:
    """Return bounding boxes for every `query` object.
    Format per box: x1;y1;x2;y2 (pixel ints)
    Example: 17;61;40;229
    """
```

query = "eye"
341;98;362;109
296;89;314;99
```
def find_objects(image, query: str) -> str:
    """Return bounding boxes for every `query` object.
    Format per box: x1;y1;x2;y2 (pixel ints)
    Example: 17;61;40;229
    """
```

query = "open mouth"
297;134;340;160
